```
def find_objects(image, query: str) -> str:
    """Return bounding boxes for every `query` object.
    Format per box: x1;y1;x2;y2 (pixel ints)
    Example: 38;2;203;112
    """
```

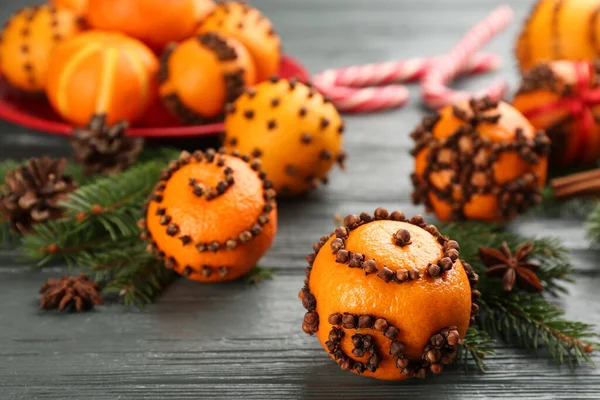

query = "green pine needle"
458;326;496;372
480;295;597;368
245;265;274;285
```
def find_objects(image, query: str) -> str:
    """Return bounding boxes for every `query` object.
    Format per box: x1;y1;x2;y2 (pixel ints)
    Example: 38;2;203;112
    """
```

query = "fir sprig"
480;294;597;367
1;151;179;306
458;326;496;371
441;222;596;366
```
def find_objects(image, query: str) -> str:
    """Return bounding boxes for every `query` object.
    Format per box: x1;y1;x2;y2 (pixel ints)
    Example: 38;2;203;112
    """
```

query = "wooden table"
0;0;599;398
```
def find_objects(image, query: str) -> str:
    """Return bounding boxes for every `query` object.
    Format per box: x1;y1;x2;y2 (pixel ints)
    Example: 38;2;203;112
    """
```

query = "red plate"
0;55;309;138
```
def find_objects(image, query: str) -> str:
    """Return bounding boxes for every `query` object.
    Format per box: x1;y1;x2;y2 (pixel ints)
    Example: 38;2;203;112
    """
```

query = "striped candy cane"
313;6;513;113
421;5;513;109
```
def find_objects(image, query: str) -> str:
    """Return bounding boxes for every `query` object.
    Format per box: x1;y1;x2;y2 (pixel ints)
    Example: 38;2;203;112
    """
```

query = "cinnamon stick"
551;168;600;199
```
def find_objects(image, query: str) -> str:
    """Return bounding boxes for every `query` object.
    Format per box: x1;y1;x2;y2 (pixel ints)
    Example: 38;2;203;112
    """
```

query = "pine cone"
70;114;144;176
0;157;76;234
40;274;104;312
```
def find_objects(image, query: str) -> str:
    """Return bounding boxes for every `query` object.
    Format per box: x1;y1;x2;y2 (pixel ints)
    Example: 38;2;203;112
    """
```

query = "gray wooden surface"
0;0;599;399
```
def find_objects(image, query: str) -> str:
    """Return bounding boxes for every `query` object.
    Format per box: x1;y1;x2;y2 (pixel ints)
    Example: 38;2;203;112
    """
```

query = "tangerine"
300;209;479;380
516;0;600;71
45;31;159;126
223;78;346;196
411;98;550;222
140;149;277;282
159;32;255;124
86;0;216;51
513;59;600;165
0;5;83;92
197;1;280;82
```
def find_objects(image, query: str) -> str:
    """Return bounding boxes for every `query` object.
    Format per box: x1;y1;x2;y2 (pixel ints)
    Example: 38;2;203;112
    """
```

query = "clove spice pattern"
411;97;550;221
299;208;480;378
139;148;276;280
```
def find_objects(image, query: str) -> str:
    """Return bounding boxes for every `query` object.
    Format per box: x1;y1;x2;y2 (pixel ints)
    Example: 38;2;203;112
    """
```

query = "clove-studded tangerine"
513;60;600;165
139;149;277;282
86;0;216;51
411;98;550;222
159;32;256;125
0;4;83;92
223;78;346;196
300;209;479;380
197;1;280;82
516;0;600;72
45;31;159;126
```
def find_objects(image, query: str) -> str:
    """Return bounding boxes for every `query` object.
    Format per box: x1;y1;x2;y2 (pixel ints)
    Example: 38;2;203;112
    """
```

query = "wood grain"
0;0;599;398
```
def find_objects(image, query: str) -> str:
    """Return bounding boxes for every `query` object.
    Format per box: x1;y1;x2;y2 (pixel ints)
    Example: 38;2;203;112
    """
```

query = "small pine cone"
70;114;143;176
0;157;77;234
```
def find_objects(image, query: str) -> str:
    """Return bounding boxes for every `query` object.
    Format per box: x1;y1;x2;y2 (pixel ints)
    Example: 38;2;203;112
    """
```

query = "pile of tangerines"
0;0;280;126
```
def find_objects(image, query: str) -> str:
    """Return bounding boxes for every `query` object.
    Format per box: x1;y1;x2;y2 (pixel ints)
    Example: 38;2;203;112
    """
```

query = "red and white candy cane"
421;5;513;109
313;53;501;113
313;5;513;113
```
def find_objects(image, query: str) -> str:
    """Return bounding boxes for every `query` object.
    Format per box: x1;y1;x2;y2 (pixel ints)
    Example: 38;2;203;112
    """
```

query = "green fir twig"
480;295;597;368
245;265;274;285
458;326;496;372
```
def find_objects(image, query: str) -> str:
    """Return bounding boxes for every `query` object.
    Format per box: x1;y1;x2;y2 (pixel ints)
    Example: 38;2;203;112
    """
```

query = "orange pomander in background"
198;1;281;82
86;0;215;51
0;5;83;92
516;0;600;72
45;31;159;126
411;98;550;222
159;32;255;124
140;149;277;282
300;209;479;380
50;0;88;15
513;60;600;165
223;78;346;196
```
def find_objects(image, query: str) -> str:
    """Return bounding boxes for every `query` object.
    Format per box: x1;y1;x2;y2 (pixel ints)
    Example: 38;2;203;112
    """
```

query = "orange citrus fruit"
197;1;280;82
159;32;256;124
45;31;159;126
140;149;277;282
300;208;479;380
0;4;83;92
412;98;550;222
223;78;346;196
513;59;600;165
516;0;600;72
86;0;215;51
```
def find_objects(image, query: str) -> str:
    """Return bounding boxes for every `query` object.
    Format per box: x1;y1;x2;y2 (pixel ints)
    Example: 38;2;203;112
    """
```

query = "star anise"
40;274;104;312
479;241;544;292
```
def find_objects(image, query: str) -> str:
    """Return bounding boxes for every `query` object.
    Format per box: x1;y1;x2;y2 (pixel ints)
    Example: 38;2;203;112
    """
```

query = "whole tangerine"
223;78;346;196
197;1;281;82
516;0;600;72
300;209;479;380
140;149;277;282
0;5;83;92
159;32;256;124
50;0;88;15
513;59;600;165
86;0;216;51
411;98;550;222
45;31;159;126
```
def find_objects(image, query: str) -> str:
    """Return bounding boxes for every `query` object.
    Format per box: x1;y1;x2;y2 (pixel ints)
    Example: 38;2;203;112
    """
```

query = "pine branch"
457;326;496;371
586;202;600;245
61;160;164;240
245;265;274;285
480;295;597;367
95;241;176;307
528;186;597;220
